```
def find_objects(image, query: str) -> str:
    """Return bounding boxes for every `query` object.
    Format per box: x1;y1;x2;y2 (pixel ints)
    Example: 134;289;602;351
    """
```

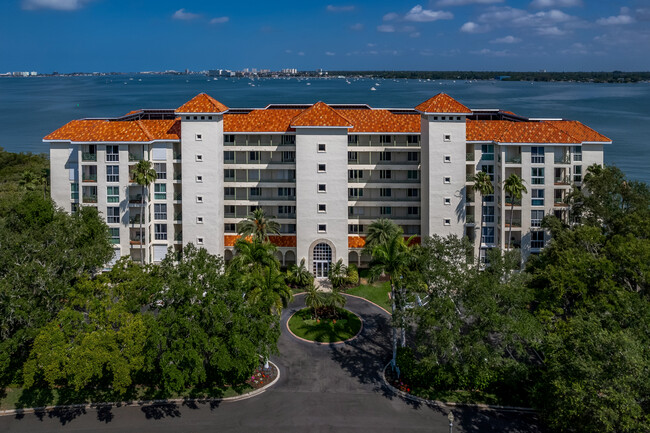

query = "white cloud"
285;50;293;54
298;51;305;56
436;0;503;6
367;43;377;47
404;5;453;22
410;31;421;38
490;35;521;43
210;16;229;24
325;51;336;56
597;8;635;25
460;21;490;33
530;0;582;8
383;12;399;21
22;0;91;10
470;6;580;36
172;8;200;20
471;48;510;56
536;26;566;35
349;22;364;30
377;24;396;32
326;5;355;12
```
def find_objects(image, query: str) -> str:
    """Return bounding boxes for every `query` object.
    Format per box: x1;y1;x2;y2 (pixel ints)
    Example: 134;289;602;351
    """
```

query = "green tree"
364;218;401;252
473;171;494;254
304;284;325;319
230;237;280;274
131;160;157;263
237;208;280;242
503;173;527;249
328;259;348;289
286;258;314;290
248;267;293;315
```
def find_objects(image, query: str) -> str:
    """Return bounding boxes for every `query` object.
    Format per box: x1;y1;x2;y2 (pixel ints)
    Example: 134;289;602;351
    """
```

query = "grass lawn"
288;307;362;343
346;281;392;312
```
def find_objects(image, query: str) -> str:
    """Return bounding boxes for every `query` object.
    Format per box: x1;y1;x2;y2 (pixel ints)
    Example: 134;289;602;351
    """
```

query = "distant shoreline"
2;71;649;83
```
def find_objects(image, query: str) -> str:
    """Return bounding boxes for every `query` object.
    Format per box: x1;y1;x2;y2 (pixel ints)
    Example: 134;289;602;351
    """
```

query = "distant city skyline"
2;0;650;72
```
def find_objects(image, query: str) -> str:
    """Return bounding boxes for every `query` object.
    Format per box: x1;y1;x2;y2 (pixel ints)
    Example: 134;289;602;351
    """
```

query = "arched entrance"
312;242;332;278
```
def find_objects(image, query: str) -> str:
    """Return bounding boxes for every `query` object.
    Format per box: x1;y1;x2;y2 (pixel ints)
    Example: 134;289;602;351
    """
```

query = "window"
531;230;545;249
195;134;202;141
277;187;295;197
196;216;204;224
250;187;261;197
348;135;358;144
407;188;419;198
154;183;166;200
444;218;451;226
278;205;296;216
106;145;119;162
531;210;544;227
348;188;363;198
106;207;120;224
318;143;326;152
196;195;204;203
154;163;167;180
106;165;119;182
348;170;363;180
407;135;419;144
225;205;235;216
408;151;419;162
379;151;392;161
152;146;167;161
380;206;391;215
484;194;495;203
481;164;495;181
109;227;120;244
531;167;545;185
281;135;296;145
196;175;203;183
280;224;296;234
318;163;326;172
380;135;392;144
318;184;326;192
197;237;204;245
224;151;234;162
482;227;495;244
318;204;326;213
71;203;79;213
444;155;451;163
248;170;260;181
223;187;234;198
348;151;358;162
224;169;235;181
531;146;545;164
349;206;365;216
282;151;295;162
444;197;451;205
407;206;419;216
482;205;495;223
443;134;451;142
573;146;582;162
380;170;392;179
380;188;392;197
225;223;236;233
318;224;327;233
443;176;451;184
196;154;203;162
532;189;545;206
407;170;419;180
574;165;582;182
349;224;363;234
154;203;167;220
224;134;235;144
70;183;79;200
481;144;494;160
107;186;119;203
248;151;260;162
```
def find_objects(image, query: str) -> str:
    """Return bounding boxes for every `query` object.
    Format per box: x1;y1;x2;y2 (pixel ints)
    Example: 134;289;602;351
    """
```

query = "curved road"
0;294;542;432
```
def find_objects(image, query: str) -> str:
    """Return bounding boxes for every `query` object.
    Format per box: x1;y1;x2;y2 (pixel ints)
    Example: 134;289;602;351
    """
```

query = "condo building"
45;93;610;273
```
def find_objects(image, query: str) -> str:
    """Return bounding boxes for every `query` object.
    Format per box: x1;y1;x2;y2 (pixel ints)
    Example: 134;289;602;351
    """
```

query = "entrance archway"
312;242;332;278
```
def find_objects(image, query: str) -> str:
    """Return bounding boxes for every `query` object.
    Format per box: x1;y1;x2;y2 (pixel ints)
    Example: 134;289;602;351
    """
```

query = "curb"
0;361;281;418
343;293;391;316
380;363;536;414
285;308;364;346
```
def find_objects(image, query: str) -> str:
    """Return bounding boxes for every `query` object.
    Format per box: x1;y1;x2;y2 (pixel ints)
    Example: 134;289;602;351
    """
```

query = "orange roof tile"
466;120;513;141
224;109;303;132
176;93;228;114
546;120;611;143
338;109;419;133
290;102;353;128
497;122;578;144
44;118;181;142
224;235;296;248
348;236;366;248
415;93;472;114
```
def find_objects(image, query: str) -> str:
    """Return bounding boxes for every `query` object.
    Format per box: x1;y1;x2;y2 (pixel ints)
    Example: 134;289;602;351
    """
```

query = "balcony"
554;176;571;185
82;152;97;162
554;155;571;165
82;195;97;203
466;152;474;162
466;214;475;224
505;155;522;164
129;153;143;162
175;232;183;242
554;197;568;207
466;173;475;182
173;151;182;160
129;214;142;224
504;219;522;228
82;173;97;182
129;195;143;204
505;197;522;206
174;172;182;181
174;212;182;221
174;192;182;201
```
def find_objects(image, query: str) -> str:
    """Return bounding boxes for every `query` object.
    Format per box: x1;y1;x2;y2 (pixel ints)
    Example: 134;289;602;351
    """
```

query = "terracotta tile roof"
224;235;296;247
348;236;366;248
44;118;181;142
224;109;303;132
176;93;228;114
546;120;611;143
497;122;578;144
339;109;420;133
415;93;472;114
290;102;353;128
466;120;513;141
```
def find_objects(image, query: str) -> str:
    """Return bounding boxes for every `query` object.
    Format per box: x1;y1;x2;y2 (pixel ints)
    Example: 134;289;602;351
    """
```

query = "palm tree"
248;267;293;315
231;237;279;274
364;218;402;252
326;288;347;318
369;232;415;366
328;259;348;289
503;173;527;249
287;258;314;290
132;160;157;263
473;171;494;255
304;283;325;319
237;208;280;242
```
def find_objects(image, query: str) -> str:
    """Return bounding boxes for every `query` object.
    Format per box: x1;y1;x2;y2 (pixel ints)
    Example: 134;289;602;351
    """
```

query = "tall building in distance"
45;93;610;272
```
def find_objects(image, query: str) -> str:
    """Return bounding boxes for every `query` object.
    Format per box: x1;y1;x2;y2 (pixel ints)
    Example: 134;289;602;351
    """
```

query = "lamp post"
447;411;455;433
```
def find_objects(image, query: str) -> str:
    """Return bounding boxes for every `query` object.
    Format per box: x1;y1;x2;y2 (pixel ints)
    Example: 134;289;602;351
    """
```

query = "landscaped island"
288;307;361;343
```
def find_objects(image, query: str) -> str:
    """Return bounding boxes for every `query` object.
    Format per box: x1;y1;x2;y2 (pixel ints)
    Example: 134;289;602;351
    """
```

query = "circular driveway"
0;294;543;432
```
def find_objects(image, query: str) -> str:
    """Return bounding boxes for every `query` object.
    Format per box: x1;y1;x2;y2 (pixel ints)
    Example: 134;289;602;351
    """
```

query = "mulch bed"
246;362;278;390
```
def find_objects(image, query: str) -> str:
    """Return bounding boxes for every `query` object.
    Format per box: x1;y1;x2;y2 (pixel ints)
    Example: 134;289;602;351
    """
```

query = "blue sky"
2;0;650;72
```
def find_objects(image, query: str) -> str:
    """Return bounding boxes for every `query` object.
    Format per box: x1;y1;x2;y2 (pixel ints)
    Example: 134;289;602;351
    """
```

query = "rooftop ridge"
415;93;472;114
176;93;228;114
290;101;353;128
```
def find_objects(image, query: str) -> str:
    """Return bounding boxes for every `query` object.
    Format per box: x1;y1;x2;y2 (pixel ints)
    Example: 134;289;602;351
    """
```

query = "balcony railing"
174;212;182;221
554;197;568;206
554;156;571;164
466;173;475;182
466;153;474;161
129;195;143;203
173;152;182;160
504;219;522;227
174;173;182;181
82;195;97;203
505;198;522;206
505;155;522;164
82;173;97;182
175;232;182;242
466;214;475;224
82;152;97;161
129;215;142;224
174;193;182;201
554;176;571;185
129;153;143;162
